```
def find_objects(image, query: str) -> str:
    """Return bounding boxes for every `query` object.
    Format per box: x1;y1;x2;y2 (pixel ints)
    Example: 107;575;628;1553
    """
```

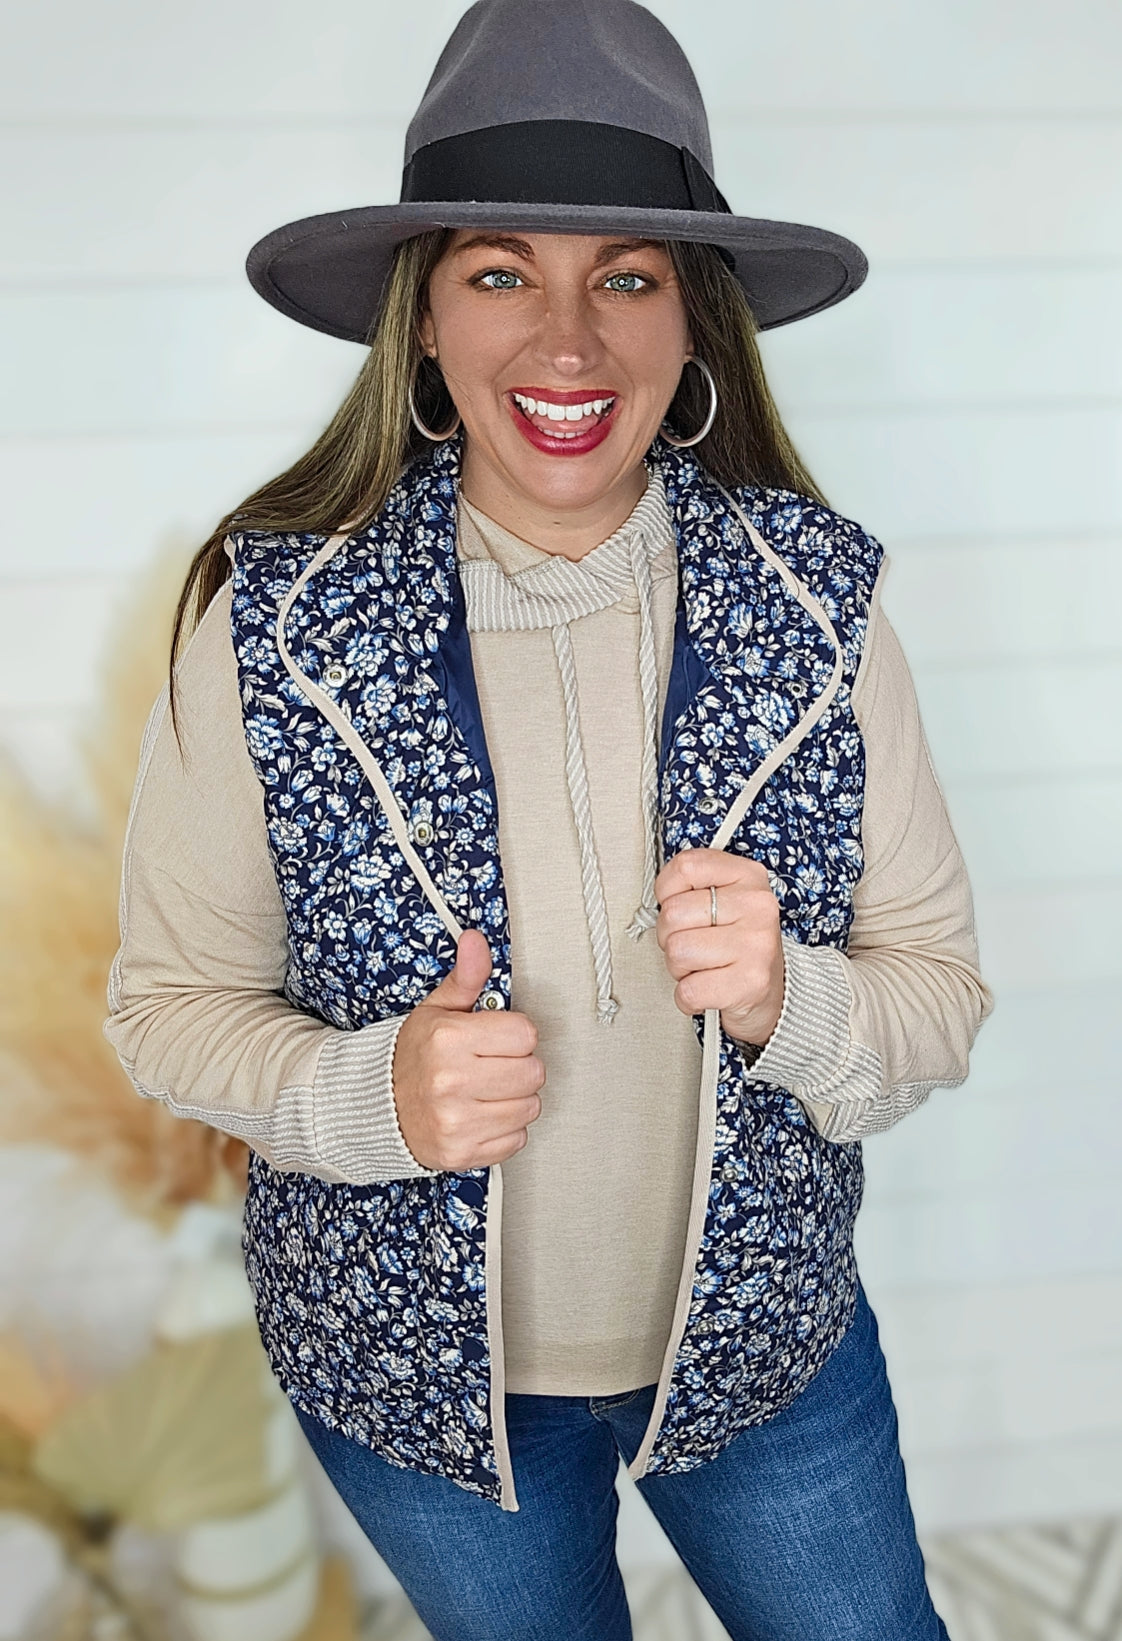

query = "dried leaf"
33;1325;273;1531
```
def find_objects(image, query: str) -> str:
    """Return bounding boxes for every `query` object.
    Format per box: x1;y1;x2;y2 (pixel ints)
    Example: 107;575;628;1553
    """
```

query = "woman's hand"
392;928;546;1172
654;847;785;1048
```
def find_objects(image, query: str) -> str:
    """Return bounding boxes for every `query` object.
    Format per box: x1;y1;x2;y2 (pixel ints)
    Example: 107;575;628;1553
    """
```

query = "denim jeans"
294;1278;949;1641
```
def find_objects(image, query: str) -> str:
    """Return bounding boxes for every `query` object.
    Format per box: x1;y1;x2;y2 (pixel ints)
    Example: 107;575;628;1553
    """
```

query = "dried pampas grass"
0;546;249;1218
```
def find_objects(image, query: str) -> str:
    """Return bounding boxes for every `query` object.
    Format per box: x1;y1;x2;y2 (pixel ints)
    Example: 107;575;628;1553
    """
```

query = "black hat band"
401;119;733;217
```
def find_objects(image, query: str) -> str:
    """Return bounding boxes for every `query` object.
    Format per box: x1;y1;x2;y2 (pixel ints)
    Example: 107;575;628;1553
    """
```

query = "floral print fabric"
230;432;883;1504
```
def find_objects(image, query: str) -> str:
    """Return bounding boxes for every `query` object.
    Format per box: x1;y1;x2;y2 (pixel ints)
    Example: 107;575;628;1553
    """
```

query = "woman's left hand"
654;847;785;1047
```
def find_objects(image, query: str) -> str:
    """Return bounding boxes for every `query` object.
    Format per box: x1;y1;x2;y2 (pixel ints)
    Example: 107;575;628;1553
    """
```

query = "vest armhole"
850;552;890;712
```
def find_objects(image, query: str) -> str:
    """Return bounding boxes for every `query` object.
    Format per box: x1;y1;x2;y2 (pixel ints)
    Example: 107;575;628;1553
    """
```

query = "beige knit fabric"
456;473;702;1390
104;474;993;1396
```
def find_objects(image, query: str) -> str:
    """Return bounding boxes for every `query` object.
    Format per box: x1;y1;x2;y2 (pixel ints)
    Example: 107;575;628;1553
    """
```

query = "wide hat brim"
246;199;868;344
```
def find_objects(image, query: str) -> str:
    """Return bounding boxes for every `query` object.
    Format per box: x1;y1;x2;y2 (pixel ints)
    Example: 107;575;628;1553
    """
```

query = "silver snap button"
481;991;504;1010
720;1162;739;1184
698;795;721;815
323;662;348;688
694;1316;712;1334
413;821;435;845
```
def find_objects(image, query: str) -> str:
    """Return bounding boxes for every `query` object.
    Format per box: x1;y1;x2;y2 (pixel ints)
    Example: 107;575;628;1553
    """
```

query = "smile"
506;389;620;456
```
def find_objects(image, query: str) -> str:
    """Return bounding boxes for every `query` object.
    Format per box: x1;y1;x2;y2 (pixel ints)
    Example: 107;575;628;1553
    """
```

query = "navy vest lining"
437;554;716;801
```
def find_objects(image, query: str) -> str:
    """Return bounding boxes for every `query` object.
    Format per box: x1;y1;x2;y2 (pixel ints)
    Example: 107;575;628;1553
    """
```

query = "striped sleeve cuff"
275;1016;441;1183
737;937;946;1144
744;935;856;1095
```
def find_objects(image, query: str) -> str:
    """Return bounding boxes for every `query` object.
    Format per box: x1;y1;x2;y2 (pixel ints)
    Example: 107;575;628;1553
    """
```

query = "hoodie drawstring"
458;471;672;1025
550;616;620;1025
624;526;661;944
548;522;661;1025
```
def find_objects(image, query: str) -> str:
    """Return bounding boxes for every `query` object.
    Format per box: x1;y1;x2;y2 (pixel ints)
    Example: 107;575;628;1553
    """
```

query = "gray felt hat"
246;0;868;342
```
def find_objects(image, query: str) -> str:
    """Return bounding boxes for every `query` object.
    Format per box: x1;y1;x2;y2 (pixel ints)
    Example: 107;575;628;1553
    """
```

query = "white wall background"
1;0;1120;1548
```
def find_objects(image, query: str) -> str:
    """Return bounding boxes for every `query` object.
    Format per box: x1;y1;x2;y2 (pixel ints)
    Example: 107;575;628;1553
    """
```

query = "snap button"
323;662;348;688
698;795;721;815
481;991;504;1010
720;1162;739;1184
413;821;435;845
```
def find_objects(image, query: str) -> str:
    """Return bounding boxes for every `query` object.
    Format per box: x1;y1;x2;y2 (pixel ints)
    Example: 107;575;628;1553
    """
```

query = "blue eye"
477;269;522;290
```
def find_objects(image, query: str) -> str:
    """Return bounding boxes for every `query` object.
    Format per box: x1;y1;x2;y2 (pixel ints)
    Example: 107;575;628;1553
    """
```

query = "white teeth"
513;392;615;423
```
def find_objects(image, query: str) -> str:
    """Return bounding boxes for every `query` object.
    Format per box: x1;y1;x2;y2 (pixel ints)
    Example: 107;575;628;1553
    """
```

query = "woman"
106;2;992;1637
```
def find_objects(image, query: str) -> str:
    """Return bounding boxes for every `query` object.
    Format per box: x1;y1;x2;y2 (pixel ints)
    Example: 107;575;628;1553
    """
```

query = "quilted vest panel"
229;433;883;1506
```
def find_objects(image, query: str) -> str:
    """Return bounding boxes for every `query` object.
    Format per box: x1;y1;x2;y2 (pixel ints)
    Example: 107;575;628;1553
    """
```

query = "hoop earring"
659;356;718;448
408;360;462;442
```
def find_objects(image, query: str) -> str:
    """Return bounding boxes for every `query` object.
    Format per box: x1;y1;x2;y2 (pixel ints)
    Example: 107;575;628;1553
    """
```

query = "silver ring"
709;885;719;926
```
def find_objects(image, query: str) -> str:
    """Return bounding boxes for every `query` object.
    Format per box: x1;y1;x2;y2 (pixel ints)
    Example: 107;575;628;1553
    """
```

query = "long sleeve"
742;565;995;1143
103;579;439;1184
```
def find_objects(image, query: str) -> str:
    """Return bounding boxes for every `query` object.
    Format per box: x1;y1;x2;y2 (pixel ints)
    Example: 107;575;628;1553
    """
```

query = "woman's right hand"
391;928;546;1172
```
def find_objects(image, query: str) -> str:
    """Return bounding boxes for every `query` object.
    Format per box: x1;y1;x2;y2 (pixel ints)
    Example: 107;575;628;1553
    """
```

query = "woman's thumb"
424;928;494;1012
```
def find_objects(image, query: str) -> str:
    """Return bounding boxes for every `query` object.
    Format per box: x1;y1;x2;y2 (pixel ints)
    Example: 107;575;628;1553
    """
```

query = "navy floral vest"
230;431;883;1510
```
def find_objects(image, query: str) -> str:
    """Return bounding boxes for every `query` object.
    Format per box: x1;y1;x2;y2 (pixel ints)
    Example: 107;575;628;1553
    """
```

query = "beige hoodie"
105;468;993;1394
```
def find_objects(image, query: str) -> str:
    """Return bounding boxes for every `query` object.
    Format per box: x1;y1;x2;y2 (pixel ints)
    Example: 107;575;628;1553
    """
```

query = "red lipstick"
505;388;619;458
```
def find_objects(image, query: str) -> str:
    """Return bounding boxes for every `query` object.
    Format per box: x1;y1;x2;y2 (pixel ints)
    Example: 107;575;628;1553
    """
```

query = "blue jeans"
294;1280;948;1641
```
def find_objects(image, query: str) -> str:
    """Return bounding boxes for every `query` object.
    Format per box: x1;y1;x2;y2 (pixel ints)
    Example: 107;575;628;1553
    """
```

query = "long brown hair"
168;232;826;726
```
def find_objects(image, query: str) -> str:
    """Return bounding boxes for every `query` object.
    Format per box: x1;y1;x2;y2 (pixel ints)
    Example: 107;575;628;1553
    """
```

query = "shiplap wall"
2;0;1120;1536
